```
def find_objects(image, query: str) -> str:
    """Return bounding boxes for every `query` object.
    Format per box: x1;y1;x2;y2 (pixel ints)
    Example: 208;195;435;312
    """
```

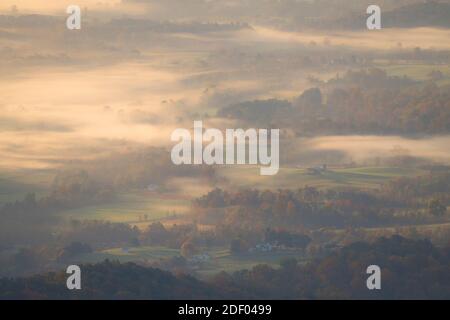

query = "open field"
196;248;308;278
379;63;450;86
218;166;426;190
55;166;426;227
0;165;428;228
77;245;308;278
60;190;191;225
78;246;180;264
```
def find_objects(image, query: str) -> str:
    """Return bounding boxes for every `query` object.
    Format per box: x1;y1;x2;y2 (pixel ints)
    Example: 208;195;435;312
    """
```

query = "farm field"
60;190;192;226
195;248;308;278
54;165;426;226
379;63;450;86
217;165;426;190
78;246;180;264
0;165;428;228
0;163;430;233
77;245;308;278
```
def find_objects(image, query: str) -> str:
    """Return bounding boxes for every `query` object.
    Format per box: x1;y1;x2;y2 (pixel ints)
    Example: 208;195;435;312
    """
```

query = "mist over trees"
217;69;450;135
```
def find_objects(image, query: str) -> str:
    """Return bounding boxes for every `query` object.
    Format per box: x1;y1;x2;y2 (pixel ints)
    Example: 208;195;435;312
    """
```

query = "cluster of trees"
0;146;220;245
142;221;313;259
325;68;415;89
3;169;446;276
212;235;450;299
315;83;450;134
0;260;218;300
379;171;449;217
0;248;44;277
381;171;450;202
287;1;450;30
0;169;116;246
61;220;140;250
193;173;449;229
264;229;312;248
56;242;93;263
0;169;115;222
49;169;116;208
142;222;201;249
1;236;448;299
0;14;250;33
104;19;251;34
142;222;262;255
0;220;141;277
193;187;394;229
371;1;450;29
229;228;312;255
0;147;219;248
217;69;450;135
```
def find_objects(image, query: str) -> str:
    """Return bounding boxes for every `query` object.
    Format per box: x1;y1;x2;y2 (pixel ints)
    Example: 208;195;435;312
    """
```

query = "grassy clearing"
78;246;180;264
1;166;425;227
77;245;307;277
380;63;450;85
196;248;307;278
217;165;425;190
60;190;191;224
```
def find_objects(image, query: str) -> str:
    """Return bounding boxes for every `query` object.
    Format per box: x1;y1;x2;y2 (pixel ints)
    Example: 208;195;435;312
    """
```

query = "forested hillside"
1;236;449;300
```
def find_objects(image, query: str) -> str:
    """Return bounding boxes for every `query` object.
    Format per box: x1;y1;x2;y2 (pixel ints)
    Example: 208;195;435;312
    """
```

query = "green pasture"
217;165;425;190
196;248;307;278
78;246;180;264
77;245;307;278
60;190;191;224
379;63;450;85
0;165;427;227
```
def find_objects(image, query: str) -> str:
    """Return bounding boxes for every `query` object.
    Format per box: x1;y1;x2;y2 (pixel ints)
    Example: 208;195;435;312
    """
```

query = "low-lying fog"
307;135;450;164
1;1;449;170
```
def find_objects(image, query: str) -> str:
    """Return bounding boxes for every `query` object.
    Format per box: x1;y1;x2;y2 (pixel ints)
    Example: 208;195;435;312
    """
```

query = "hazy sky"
0;1;125;13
